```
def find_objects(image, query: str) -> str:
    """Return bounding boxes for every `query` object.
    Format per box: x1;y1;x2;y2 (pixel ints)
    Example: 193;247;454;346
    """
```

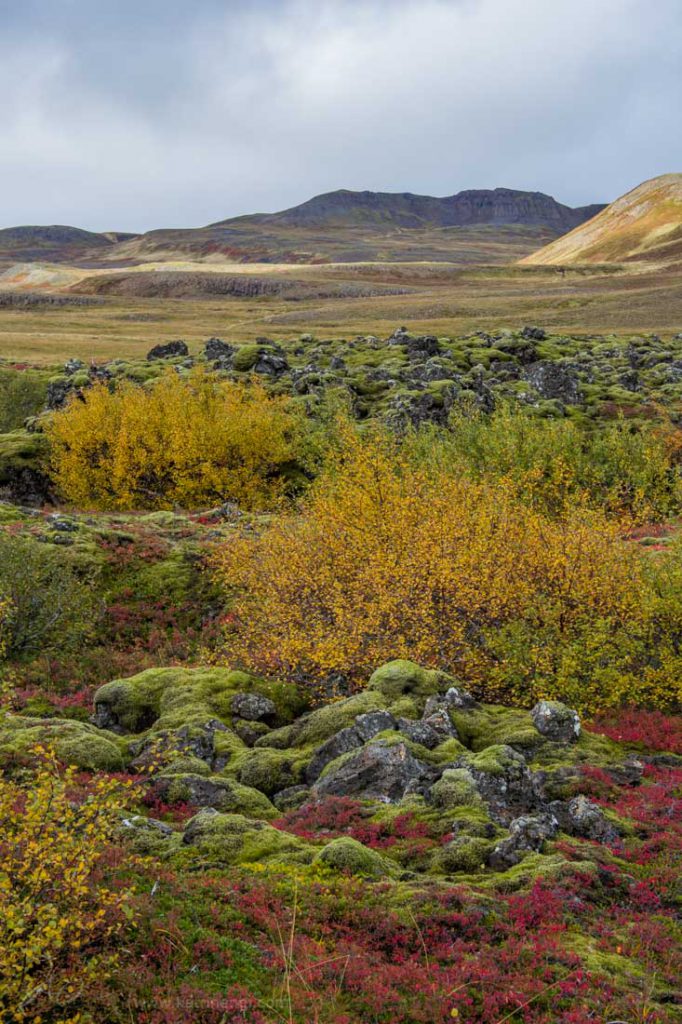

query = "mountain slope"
521;174;682;266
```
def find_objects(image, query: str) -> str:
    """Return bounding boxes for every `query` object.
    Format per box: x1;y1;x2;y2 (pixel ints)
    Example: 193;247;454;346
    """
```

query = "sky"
1;0;681;232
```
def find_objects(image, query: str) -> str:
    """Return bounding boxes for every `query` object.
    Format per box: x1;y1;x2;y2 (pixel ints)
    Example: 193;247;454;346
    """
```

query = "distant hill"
216;187;603;232
521;174;682;266
0;225;139;263
110;187;604;266
0;189;605;267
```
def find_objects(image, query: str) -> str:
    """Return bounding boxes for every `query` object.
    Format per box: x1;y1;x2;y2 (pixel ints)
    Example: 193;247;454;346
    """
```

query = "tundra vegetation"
0;326;680;1023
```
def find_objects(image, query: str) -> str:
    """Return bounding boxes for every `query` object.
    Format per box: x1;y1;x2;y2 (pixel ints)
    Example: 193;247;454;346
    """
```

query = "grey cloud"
0;0;681;231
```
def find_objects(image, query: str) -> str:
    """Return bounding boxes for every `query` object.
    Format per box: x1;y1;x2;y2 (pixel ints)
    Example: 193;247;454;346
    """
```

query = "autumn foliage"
46;369;306;511
212;423;680;711
0;749;135;1023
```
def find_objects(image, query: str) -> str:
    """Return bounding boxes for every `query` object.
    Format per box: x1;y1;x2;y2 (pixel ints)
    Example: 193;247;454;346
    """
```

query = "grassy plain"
2;259;682;365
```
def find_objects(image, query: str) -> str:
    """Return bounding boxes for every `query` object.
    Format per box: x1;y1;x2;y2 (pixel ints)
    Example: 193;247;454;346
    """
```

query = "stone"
146;340;189;361
488;813;559;870
305;726;363;784
522;361;581;405
563;795;620;843
230;692;277;723
531;701;581;743
521;325;546;341
314;741;429;803
368;660;452;700
443;686;478;710
354;710;396;742
64;358;85;375
421;706;459;742
397;718;440;750
204;337;234;361
272;785;311;811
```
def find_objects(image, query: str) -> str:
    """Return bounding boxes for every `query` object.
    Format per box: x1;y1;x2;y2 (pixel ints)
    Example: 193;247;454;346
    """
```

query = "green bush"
407;404;681;520
0;534;100;658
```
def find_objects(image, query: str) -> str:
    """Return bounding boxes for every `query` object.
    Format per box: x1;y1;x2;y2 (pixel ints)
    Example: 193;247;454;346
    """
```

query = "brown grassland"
2;258;682;364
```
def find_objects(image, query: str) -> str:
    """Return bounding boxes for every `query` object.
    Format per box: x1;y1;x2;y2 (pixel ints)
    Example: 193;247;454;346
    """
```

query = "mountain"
215;187;603;232
108;188;604;266
521;174;682;266
0;189;604;268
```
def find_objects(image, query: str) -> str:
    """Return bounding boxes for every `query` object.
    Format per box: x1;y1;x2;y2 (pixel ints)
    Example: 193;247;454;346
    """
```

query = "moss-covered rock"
153;772;276;817
232;747;302;796
367;660;453;700
0;716;126;771
313;837;395;878
181;810;313;866
92;666;302;736
433;836;494;874
430;768;482;809
0;430;52;504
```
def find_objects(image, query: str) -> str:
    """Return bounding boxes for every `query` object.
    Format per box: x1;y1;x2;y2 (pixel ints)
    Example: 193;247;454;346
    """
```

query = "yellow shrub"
47;369;305;511
214;425;654;711
0;748;134;1023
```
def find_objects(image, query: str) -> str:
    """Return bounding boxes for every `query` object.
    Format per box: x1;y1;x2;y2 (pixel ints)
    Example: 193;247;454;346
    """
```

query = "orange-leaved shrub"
46;368;307;511
0;748;135;1023
214;423;681;712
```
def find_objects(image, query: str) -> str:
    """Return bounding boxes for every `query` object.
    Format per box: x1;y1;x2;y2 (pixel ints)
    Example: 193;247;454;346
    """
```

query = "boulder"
313;837;393;878
204;337;234;361
531;701;581;744
314;741;429;803
488;813;559;870
397;718;441;750
231;692;277;723
305;726;364;784
354;710;396;742
367;660;452;700
147;340;189;361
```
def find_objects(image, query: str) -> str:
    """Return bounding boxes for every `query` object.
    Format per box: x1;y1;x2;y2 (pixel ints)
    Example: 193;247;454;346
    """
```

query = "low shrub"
46;369;310;511
214;424;679;711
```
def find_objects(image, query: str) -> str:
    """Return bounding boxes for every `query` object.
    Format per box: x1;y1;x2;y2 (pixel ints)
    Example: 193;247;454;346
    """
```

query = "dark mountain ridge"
216;187;604;232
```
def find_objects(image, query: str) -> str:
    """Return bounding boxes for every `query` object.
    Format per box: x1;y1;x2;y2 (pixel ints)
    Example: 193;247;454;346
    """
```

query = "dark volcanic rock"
522;361;582;405
305;726;364;785
204;337;235;361
146;340;189;361
314;741;430;802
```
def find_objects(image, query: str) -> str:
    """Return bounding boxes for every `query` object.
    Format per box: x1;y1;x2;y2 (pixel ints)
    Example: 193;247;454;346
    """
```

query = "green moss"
465;744;526;776
449;706;544;753
432;836;493;874
0;430;49;485
430;768;482;809
387;696;420;720
158;755;211;776
291;691;387;747
231;747;303;796
313;837;395;878
0;716;126;771
232;345;261;372
367;660;453;700
180;811;313;866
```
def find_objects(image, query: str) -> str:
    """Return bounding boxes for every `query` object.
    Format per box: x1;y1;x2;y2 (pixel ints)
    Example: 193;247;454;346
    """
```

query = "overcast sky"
1;0;680;232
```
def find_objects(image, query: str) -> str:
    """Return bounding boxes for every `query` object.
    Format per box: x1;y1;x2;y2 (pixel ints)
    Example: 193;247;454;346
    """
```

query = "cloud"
0;0;680;230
